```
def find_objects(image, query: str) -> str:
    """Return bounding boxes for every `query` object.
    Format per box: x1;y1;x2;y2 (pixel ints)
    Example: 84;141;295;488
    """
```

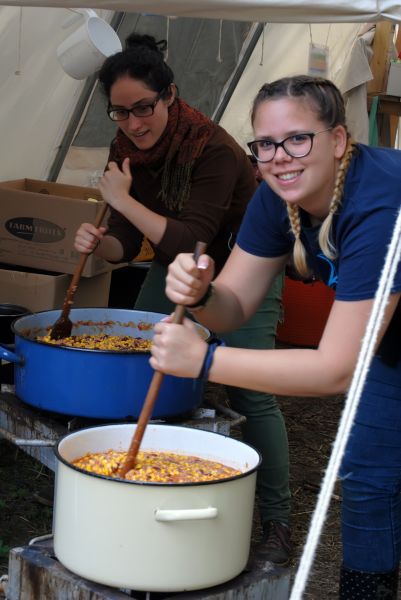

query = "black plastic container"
0;304;30;386
0;304;31;344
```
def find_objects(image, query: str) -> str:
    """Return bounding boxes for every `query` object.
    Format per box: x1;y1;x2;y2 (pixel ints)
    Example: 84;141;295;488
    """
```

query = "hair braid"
286;139;356;277
286;203;310;277
318;138;357;259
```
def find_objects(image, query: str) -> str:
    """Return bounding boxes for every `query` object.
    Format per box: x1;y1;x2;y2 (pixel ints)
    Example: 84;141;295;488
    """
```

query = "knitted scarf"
109;97;217;212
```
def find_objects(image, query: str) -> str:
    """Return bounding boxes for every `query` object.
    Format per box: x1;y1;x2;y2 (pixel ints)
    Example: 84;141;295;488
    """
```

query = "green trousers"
134;261;290;525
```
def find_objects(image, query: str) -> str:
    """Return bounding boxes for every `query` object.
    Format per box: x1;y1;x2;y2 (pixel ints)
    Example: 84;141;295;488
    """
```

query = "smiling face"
252;96;347;218
109;76;175;150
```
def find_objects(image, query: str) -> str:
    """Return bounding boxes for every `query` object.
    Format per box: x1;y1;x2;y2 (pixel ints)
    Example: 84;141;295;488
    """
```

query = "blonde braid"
286;138;356;277
319;138;356;260
287;203;310;277
318;138;356;259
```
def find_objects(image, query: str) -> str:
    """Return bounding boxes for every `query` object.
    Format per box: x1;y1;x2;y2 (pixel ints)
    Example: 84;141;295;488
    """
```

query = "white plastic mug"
57;15;122;80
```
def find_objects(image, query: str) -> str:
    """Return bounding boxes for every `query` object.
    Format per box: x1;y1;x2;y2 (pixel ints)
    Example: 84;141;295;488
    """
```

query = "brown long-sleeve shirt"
107;125;257;274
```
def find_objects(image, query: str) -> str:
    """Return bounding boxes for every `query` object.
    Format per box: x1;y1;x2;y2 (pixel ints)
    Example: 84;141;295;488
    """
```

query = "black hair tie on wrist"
187;283;213;310
197;338;225;382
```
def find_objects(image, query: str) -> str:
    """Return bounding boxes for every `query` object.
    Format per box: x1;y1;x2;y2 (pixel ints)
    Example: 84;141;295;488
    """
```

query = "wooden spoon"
49;202;108;340
118;240;207;478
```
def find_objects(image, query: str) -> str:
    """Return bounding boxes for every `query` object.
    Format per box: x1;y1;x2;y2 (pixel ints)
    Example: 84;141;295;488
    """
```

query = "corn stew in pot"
37;333;152;352
72;449;241;483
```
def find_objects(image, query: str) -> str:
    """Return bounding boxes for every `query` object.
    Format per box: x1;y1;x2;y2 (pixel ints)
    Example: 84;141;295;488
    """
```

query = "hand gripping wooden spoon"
118;240;207;478
49;202;108;340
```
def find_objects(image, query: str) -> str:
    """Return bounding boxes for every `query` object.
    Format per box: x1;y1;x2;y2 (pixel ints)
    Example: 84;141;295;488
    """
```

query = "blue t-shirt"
237;143;401;301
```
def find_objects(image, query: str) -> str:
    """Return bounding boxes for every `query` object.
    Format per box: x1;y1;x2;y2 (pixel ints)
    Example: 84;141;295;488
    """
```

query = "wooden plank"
390;25;401;144
389;115;399;146
367;92;401;146
367;21;394;95
367;94;401;117
395;24;401;54
7;545;131;600
0;393;66;470
7;542;291;600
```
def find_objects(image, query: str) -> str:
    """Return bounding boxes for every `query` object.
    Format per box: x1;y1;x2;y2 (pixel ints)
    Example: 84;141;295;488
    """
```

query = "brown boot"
254;521;292;566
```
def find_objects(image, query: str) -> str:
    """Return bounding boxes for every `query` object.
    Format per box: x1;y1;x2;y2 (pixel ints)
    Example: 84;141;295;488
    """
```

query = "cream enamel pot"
53;423;261;592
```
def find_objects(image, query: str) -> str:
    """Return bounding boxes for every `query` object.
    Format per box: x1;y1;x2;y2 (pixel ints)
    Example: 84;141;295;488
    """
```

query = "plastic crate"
277;277;335;348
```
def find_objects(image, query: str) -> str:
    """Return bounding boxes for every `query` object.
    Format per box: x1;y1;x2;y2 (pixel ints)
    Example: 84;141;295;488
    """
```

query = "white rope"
15;7;23;76
259;23;265;66
290;205;401;600
165;16;170;61
216;19;223;63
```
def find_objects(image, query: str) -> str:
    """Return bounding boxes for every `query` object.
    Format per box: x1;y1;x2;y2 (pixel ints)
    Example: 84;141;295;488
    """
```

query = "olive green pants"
134;261;290;525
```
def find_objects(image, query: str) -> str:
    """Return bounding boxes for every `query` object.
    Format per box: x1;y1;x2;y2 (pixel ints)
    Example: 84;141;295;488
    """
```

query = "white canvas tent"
0;0;400;182
0;4;381;184
0;6;115;181
219;22;373;151
1;0;401;23
0;2;400;599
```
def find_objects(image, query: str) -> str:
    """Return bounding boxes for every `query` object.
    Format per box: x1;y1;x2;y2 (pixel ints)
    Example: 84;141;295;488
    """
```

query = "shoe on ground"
254;521;292;567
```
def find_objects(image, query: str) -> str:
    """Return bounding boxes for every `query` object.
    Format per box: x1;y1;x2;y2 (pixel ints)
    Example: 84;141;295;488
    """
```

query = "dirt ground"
0;385;345;599
283;393;343;599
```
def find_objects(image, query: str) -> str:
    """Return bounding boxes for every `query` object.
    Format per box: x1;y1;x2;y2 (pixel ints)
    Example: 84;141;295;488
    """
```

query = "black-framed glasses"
247;128;332;163
107;91;165;122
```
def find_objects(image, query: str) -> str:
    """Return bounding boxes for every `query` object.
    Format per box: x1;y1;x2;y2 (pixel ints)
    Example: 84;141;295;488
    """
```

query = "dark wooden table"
7;539;291;600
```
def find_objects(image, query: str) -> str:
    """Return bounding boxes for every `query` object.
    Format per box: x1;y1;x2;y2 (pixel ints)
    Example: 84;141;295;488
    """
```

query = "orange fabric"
277;277;335;347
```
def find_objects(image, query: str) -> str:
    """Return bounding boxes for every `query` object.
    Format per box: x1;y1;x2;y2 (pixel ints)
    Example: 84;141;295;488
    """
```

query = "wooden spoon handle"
119;241;208;477
70;202;108;289
59;202;108;317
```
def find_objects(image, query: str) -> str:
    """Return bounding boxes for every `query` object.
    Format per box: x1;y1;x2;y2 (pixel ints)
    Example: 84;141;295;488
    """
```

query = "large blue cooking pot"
0;308;209;420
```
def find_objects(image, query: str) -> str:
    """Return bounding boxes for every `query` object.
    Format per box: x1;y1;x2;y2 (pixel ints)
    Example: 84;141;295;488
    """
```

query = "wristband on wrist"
187;283;214;313
197;338;225;382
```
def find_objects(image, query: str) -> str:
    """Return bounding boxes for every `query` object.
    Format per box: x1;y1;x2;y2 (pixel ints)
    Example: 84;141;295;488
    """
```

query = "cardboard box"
386;61;401;96
0;264;111;312
0;178;111;277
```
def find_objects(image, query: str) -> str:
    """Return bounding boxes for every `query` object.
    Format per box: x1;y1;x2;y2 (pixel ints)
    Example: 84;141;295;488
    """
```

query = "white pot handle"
62;8;99;28
155;507;218;522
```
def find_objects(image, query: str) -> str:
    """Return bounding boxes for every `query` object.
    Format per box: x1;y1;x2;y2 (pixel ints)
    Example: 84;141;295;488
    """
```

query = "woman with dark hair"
151;75;401;599
74;34;291;565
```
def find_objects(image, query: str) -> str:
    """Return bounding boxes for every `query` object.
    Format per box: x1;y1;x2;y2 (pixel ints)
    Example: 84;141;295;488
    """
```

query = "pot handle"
0;345;24;365
155;507;218;522
0;426;56;447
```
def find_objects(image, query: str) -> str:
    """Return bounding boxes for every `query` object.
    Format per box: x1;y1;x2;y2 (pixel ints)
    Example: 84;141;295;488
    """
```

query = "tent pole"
212;22;264;123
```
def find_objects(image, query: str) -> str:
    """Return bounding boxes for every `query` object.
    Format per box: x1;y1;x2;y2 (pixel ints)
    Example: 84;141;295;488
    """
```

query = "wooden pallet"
6;540;291;600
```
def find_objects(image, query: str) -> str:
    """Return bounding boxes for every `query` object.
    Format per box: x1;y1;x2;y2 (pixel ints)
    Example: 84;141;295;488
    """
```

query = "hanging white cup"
57;11;122;80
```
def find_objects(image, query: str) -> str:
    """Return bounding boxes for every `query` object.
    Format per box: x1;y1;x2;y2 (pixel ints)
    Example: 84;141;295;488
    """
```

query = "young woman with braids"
74;34;292;565
150;75;401;599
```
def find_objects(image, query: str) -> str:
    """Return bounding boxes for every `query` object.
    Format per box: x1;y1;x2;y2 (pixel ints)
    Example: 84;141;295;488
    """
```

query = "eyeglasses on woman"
107;91;166;122
247;128;332;163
